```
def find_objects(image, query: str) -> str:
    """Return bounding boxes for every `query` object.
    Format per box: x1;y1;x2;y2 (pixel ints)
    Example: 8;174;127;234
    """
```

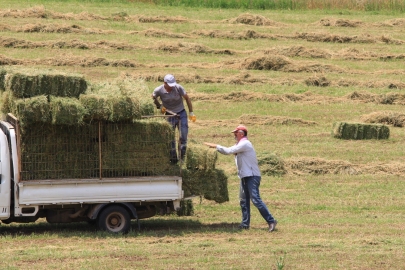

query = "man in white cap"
152;74;195;163
204;125;277;232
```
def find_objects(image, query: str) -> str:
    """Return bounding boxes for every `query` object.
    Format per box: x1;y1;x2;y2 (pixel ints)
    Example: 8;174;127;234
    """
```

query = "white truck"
0;115;186;234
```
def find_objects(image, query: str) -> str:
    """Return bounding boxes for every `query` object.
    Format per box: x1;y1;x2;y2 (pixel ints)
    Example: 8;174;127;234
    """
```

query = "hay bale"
257;153;286;176
101;119;175;177
0;68;6;91
186;143;217;170
86;78;154;121
332;122;390;140
177;200;194;216
5;69;87;98
10;95;50;124
182;168;229;204
50;96;86;125
361;111;405;127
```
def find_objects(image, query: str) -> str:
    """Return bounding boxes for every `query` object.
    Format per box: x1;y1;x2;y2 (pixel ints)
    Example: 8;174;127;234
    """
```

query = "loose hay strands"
332;121;390;140
5;68;87;98
361;111;405;127
50;96;86;125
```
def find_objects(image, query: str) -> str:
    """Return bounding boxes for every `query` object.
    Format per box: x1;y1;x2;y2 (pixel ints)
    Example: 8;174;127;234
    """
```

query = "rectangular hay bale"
5;70;87;98
186;143;217;170
332;121;390;140
11;95;51;124
50;96;86;125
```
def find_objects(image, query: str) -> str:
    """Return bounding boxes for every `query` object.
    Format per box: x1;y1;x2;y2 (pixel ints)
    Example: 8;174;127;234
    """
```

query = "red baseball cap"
231;125;247;133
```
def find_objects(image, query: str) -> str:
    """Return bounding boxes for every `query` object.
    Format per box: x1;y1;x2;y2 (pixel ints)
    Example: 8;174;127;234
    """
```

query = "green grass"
1;0;405;269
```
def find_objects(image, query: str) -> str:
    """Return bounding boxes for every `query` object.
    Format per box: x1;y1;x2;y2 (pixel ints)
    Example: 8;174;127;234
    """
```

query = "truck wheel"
97;205;131;234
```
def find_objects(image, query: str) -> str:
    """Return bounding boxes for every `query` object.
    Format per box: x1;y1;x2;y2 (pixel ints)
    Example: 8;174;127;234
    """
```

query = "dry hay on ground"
126;15;190;23
156;42;235;55
346;91;405;105
224;13;285;26
130;29;191;38
305;75;330;87
315;18;364;27
192;29;276;40
261;45;332;59
238;114;317;126
383;18;405;26
0;6;108;20
361;111;405;127
15;23;114;34
293;32;405;45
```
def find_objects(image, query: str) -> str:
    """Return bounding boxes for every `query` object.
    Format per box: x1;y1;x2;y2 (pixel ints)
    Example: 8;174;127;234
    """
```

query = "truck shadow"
0;219;245;237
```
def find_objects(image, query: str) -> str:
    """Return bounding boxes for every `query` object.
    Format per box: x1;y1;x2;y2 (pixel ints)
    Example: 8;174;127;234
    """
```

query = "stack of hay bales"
0;67;174;180
332;121;390;140
182;143;229;203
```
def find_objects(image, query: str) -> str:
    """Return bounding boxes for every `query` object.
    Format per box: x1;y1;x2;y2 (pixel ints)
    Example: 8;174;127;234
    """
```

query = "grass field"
1;0;405;269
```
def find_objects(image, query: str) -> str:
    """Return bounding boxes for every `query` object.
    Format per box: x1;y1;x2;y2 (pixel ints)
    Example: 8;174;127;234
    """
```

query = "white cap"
164;74;177;87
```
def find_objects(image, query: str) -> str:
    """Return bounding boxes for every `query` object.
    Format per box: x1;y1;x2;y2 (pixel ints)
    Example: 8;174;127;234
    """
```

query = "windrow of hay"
360;111;405;127
314;17;405;27
346;91;405;105
0;6;108;21
256;154;405;176
129;29;191;38
238;114;317;126
332;122;390;140
224;13;286;26
192;29;277;40
227;56;345;73
126;15;190;23
14;23;115;34
156;42;236;55
182;143;229;204
292;32;405;45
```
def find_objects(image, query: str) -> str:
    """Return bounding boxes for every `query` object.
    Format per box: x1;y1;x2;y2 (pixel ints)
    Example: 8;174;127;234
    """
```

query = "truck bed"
17;176;183;205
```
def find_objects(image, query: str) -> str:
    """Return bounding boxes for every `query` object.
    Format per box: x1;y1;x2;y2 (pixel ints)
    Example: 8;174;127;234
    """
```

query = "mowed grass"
1;0;405;269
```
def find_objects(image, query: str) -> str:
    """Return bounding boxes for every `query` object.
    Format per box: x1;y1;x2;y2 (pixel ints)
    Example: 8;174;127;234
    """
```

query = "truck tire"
97;205;131;234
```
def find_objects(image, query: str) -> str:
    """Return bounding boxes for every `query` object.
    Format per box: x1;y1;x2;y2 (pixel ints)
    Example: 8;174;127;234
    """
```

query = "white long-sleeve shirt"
216;138;261;179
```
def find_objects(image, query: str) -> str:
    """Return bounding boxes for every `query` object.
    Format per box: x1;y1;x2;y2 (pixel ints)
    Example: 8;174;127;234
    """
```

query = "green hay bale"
79;94;112;121
186;143;217;170
5;69;87;98
101;119;175;176
0;68;6;91
11;95;51;124
86;78;154;121
332;122;390;140
50;96;86;125
182;168;229;203
0;91;12;113
257;153;286;176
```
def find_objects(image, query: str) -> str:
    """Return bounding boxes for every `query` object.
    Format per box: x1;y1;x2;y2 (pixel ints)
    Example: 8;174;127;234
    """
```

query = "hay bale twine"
332;121;390;140
50;96;86;125
5;69;87;98
361;111;405;127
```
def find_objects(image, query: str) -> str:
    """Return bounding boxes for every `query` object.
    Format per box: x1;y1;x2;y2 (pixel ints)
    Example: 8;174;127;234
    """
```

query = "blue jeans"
167;109;188;161
239;176;275;227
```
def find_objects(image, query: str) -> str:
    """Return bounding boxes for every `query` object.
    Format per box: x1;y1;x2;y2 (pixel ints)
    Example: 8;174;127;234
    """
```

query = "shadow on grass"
0;218;243;238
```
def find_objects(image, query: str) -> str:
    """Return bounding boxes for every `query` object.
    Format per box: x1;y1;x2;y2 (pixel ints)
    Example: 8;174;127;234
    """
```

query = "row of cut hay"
332;122;390;140
182;143;229;204
20;120;175;181
257;153;287;176
361;111;405;127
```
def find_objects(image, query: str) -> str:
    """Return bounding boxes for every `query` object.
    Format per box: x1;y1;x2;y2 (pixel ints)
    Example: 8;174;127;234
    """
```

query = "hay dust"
361;111;405;127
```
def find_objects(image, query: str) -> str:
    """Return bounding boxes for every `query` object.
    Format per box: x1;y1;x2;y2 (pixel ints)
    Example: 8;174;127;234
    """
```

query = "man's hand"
161;106;166;114
203;142;217;148
189;112;196;122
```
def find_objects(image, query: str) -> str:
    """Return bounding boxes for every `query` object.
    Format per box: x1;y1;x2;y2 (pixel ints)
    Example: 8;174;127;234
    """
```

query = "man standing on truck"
203;125;278;232
152;74;196;164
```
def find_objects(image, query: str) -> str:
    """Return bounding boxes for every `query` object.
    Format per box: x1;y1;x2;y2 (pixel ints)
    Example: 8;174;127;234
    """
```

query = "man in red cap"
204;125;277;232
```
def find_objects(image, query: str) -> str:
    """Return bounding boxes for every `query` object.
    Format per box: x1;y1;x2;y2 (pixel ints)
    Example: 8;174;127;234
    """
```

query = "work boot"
238;224;249;230
268;220;278;232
